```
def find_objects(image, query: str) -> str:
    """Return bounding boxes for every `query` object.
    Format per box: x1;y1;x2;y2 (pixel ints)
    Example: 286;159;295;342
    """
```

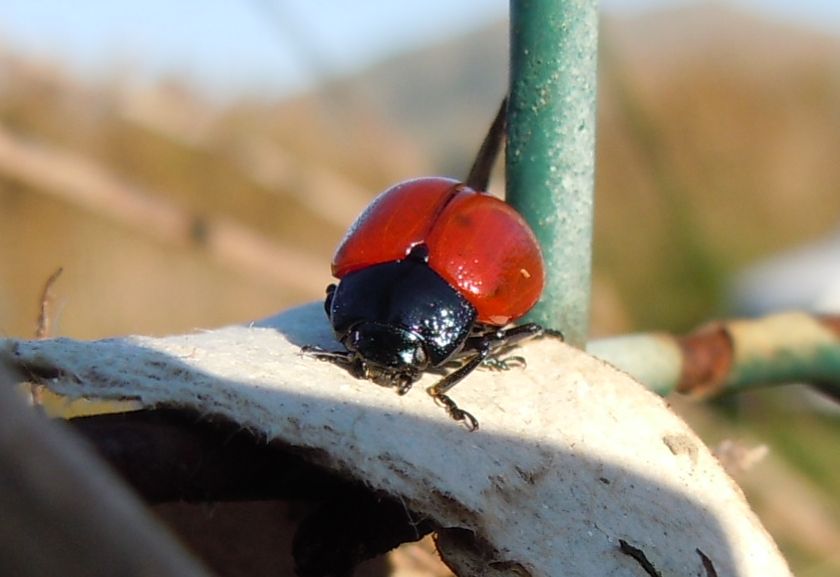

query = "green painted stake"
507;0;599;347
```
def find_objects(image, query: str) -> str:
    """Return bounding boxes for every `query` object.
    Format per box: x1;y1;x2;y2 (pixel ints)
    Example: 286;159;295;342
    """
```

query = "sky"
0;1;838;99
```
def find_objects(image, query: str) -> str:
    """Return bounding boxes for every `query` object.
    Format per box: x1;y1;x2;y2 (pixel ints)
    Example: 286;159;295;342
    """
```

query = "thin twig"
35;267;63;339
31;267;64;406
465;98;507;192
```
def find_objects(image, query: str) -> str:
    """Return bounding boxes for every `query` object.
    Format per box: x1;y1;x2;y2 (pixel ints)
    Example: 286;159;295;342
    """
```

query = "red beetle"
306;176;546;430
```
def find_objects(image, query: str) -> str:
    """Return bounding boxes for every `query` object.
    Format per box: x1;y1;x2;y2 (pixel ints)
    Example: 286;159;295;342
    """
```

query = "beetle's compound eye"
406;344;427;367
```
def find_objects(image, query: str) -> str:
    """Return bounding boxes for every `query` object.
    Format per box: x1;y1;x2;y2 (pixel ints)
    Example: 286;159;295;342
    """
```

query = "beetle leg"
481;355;526;371
427;344;490;430
490;322;544;369
431;340;493;396
429;323;550;430
301;345;363;377
487;322;545;348
301;344;351;362
433;393;479;432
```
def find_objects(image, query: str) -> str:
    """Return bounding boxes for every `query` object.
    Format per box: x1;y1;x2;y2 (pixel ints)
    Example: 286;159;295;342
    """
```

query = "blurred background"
0;0;838;575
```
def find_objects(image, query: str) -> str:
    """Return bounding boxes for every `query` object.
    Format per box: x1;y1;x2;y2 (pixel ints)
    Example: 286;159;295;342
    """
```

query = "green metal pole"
507;0;599;347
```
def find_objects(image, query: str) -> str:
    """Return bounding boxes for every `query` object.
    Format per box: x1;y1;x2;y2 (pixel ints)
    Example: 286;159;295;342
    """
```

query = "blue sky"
0;1;837;99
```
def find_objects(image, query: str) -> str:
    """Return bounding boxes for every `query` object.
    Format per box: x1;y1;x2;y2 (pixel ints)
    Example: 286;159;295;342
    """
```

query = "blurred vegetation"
0;3;839;576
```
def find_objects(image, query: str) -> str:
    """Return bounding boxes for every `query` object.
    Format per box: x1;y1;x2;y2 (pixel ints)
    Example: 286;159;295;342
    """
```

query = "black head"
341;321;428;391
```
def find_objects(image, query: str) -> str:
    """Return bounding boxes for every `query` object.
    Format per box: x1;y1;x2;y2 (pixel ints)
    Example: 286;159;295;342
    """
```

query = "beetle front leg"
427;344;491;431
469;322;546;371
485;322;546;350
301;345;368;379
301;344;351;363
429;323;554;430
432;392;479;432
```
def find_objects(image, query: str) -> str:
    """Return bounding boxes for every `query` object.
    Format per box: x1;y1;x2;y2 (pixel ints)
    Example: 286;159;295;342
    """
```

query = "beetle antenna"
465;97;507;192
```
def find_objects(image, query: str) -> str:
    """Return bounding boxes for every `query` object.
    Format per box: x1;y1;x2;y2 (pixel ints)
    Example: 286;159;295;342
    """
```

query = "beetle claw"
428;389;479;431
481;355;527;371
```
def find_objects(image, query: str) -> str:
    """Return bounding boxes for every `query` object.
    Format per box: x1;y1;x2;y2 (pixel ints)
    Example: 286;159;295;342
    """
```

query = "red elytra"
332;177;545;326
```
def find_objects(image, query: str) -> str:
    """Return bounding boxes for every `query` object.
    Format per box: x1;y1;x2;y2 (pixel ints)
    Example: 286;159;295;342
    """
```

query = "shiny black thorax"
326;256;477;370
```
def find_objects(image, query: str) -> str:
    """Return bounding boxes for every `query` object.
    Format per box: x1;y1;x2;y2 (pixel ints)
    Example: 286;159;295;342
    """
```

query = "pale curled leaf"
1;303;791;577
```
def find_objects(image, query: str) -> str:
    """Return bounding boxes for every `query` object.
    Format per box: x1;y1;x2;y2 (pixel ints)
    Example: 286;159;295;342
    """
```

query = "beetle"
305;175;546;430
